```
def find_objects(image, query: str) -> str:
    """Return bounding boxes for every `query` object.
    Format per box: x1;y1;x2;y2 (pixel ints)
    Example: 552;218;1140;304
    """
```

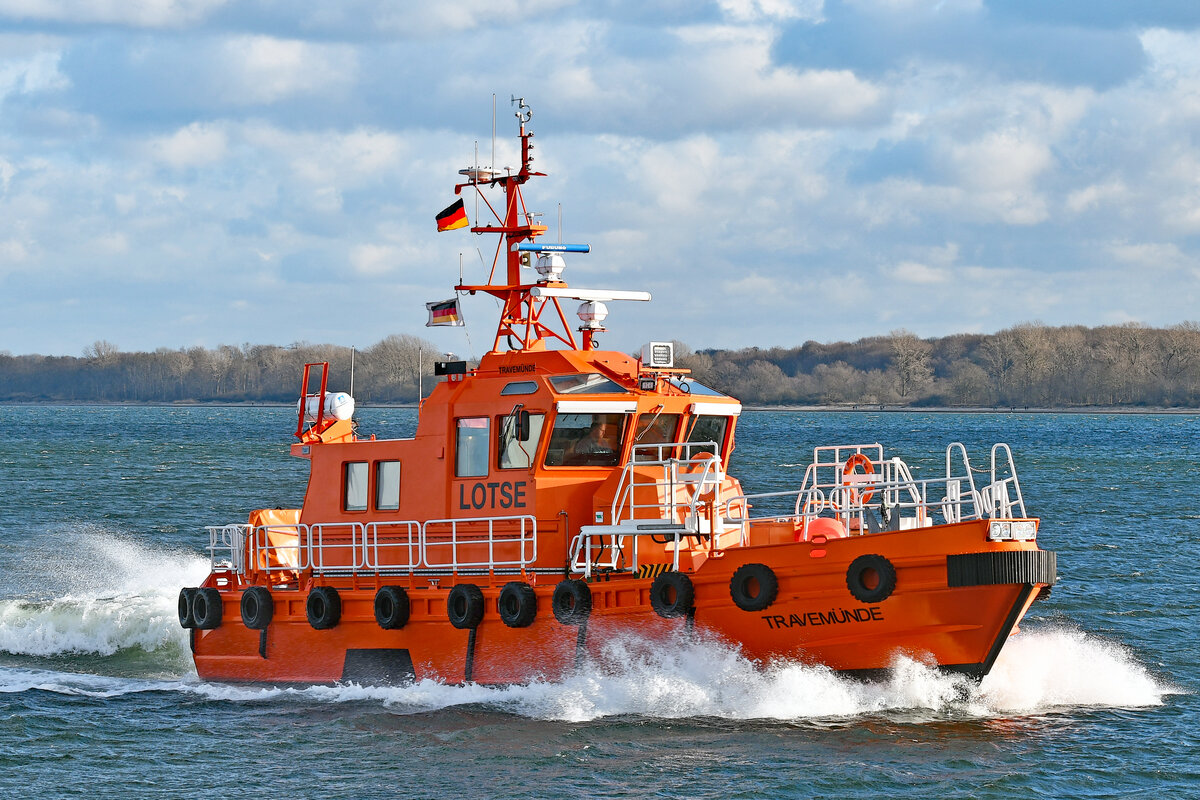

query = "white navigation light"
641;341;674;368
535;252;566;281
577;300;609;329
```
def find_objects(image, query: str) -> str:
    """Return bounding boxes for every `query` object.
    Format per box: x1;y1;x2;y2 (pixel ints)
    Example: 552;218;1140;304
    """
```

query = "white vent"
641;341;674;368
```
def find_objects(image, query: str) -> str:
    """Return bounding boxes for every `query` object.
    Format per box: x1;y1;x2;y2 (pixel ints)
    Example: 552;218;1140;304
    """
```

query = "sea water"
0;407;1195;798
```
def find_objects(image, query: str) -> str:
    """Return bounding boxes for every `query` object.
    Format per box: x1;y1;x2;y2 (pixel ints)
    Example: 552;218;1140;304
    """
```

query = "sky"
2;0;1199;359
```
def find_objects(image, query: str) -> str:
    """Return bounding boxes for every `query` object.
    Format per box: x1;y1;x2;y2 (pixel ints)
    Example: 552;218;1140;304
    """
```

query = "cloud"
892;260;948;284
717;0;825;23
0;48;69;98
216;35;357;105
3;2;1200;356
0;0;231;28
149;122;228;167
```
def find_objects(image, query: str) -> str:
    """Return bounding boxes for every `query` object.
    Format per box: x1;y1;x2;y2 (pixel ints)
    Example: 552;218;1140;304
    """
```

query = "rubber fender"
374;586;411;630
497;582;538;628
240;586;273;630
729;563;779;612
191;587;223;630
551;580;592;625
447;583;485;630
846;554;897;604
306;586;341;630
650;571;695;619
178;588;197;629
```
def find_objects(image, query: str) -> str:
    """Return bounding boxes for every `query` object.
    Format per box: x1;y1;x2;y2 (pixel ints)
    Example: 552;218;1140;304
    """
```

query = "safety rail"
207;524;246;573
721;441;1029;539
610;441;725;528
568;523;690;578
422;516;539;571
205;515;538;576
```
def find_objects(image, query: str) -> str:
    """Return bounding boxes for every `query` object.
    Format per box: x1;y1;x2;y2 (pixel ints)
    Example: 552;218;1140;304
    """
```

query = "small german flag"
425;297;464;327
436;198;468;231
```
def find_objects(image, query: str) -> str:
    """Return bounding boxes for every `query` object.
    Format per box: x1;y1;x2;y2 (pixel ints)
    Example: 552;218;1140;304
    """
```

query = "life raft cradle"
205;440;1034;583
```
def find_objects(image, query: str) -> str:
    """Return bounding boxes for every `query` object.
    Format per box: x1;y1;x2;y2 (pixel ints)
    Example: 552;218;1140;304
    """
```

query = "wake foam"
1;530;1175;723
0;526;207;669
7;624;1169;724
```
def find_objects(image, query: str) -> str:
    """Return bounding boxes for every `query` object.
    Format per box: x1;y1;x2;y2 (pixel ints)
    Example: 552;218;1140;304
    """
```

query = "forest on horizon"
2;321;1198;409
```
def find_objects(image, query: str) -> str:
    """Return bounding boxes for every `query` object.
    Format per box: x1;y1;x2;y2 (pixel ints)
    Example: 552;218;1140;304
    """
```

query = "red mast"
454;99;578;353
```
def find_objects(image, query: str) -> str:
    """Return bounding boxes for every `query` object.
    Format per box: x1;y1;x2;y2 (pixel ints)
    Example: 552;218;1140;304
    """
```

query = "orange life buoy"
841;453;876;505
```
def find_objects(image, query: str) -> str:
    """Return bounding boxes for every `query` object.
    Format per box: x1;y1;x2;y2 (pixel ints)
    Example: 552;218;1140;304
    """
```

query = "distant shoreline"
2;400;1197;415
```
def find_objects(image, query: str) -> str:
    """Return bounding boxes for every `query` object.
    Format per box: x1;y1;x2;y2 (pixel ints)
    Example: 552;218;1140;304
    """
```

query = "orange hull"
191;521;1049;684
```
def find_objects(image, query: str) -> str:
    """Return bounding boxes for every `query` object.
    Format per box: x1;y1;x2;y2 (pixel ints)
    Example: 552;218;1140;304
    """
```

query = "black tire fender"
447;583;485;630
846;554;897;604
551;580;592;625
374;586;411;630
306;586;341;630
240;586;273;630
650;571;695;619
178;588;197;629
191;587;223;630
729;563;778;612
497;582;537;628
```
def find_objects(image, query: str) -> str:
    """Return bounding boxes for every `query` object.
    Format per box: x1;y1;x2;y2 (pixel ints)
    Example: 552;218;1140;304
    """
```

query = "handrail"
610;440;724;529
207;515;539;576
720;441;1027;536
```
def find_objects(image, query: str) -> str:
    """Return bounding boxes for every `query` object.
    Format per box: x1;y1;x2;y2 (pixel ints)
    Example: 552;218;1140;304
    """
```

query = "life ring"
306;586;341;630
240;586;273;630
178;588;197;629
552;580;592;625
191;587;223;630
650;571;695;619
447;583;485;629
842;453;876;505
846;554;896;604
374;586;410;630
729;563;778;611
498;581;538;628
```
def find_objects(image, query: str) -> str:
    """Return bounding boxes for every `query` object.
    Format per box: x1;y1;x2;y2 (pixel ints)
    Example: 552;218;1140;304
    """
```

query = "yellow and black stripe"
636;563;671;579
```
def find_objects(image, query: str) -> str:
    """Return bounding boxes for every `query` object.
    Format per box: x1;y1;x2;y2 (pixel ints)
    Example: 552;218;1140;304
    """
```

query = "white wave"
28;624;1160;724
0;528;207;665
979;625;1172;712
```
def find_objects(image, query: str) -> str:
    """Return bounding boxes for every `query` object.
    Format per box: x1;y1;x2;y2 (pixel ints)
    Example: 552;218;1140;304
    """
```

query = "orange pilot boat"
180;101;1056;685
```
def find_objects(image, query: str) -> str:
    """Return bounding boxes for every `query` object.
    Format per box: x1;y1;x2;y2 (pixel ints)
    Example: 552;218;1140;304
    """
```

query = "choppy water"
1;406;1196;798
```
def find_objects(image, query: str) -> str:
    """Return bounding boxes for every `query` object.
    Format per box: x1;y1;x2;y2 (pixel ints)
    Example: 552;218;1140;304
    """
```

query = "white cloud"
350;244;400;277
892;260;948;284
671;25;886;125
1140;28;1200;81
1066;181;1129;214
0;237;27;262
149;122;228;168
0;49;69;98
717;0;825;23
218;36;357;105
0;0;230;28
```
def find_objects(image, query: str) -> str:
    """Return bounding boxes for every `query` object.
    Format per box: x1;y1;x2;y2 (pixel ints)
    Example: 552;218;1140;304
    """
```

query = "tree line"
676;322;1200;408
2;322;1198;407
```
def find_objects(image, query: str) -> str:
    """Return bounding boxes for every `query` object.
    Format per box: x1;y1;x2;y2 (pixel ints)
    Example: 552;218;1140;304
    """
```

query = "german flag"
425;297;464;327
436;198;468;231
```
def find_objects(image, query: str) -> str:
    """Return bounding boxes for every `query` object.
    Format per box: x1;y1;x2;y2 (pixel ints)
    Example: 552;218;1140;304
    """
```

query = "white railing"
422;516;539;571
721;441;1029;539
207;524;246;573
610;441;725;530
205;515;537;576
